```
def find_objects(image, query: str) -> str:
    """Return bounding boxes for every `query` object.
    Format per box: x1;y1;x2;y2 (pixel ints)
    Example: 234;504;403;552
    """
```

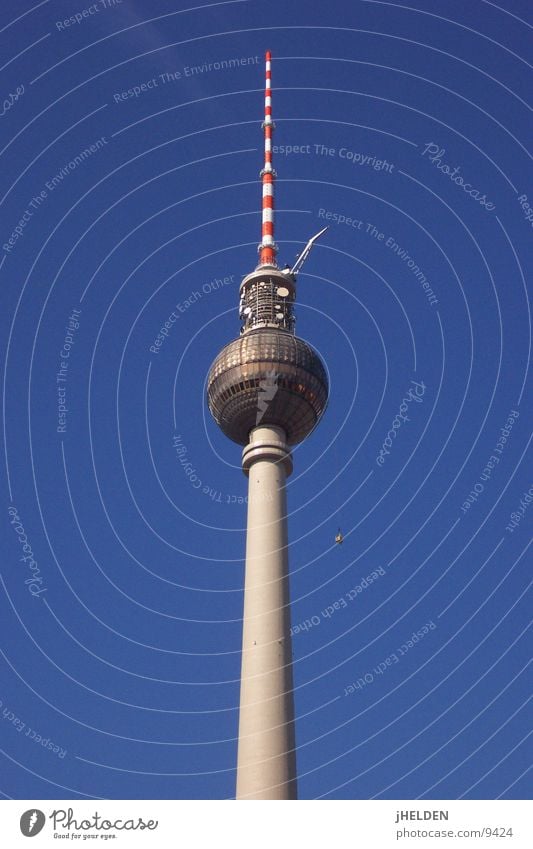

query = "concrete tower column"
236;425;297;800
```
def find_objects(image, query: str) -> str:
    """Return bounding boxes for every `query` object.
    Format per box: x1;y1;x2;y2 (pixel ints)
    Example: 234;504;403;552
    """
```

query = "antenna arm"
289;226;328;276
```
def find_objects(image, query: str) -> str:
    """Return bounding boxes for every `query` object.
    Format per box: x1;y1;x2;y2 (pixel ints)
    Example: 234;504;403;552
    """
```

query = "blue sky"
1;0;531;800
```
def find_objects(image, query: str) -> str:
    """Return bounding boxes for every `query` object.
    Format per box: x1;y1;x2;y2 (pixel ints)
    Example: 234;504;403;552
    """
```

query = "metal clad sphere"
207;329;328;445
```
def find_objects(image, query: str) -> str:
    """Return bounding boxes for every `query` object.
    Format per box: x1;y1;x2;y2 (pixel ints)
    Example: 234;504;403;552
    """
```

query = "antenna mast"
259;50;277;267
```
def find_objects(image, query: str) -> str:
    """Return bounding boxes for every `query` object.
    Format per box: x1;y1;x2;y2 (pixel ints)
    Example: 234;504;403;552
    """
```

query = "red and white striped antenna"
256;51;327;273
258;50;277;267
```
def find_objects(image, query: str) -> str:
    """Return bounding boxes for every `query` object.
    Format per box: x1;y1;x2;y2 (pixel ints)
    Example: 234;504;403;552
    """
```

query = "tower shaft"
236;426;297;799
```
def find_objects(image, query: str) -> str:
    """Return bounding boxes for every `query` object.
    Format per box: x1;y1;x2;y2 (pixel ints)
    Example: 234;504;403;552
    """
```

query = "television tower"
207;51;328;800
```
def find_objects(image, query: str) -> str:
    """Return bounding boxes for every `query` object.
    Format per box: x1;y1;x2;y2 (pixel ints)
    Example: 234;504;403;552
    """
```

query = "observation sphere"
207;329;328;446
